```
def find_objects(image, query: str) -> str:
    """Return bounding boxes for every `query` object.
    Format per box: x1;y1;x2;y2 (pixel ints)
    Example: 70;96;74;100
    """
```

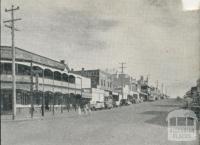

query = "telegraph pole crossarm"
4;25;19;31
5;6;20;12
4;18;22;23
119;62;127;99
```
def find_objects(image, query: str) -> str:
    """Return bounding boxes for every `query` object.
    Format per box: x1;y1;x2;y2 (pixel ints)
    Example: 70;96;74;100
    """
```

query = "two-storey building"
71;68;113;92
71;69;113;103
0;46;91;115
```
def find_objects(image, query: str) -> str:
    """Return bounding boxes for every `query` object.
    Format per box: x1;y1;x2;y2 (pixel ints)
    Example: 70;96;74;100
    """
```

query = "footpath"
1;109;83;122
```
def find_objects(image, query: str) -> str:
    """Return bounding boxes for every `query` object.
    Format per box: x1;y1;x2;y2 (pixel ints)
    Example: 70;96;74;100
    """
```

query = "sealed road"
1;99;199;145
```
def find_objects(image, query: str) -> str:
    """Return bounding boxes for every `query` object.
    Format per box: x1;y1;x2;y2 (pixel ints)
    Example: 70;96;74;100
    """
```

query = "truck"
89;88;105;110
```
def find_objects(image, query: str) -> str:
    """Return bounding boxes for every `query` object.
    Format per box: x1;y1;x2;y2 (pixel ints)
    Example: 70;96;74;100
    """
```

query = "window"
17;64;31;75
1;63;12;74
16;90;31;105
44;69;53;79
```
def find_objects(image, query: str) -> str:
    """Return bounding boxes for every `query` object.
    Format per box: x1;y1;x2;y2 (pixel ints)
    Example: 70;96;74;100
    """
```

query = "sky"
1;0;200;97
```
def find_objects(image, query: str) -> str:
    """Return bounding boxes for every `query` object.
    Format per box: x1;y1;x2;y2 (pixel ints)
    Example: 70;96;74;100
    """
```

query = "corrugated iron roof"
1;46;70;71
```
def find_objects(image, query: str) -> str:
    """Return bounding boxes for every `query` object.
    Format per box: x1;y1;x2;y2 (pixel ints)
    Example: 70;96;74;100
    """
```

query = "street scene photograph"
1;0;200;145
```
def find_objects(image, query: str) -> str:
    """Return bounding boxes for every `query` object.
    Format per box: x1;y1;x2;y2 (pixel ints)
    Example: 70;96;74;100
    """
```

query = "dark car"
104;100;113;109
120;99;129;106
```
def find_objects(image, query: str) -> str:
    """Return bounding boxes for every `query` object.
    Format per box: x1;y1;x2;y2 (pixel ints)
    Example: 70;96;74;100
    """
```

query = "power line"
4;5;21;120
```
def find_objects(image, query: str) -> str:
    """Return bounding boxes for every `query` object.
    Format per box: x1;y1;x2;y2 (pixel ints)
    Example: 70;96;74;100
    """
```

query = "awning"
82;92;92;99
132;91;139;95
104;91;110;97
112;92;119;96
139;91;148;96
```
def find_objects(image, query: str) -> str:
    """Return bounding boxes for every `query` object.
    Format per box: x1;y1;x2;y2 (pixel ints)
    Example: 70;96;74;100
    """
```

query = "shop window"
1;63;12;74
1;90;12;111
16;90;31;105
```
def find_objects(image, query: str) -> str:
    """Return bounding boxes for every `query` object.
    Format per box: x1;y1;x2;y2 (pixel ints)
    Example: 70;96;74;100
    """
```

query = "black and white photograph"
1;0;200;145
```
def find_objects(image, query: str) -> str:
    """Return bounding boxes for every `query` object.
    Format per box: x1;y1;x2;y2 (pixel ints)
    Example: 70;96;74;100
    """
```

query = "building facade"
71;69;113;92
0;46;91;115
197;78;200;96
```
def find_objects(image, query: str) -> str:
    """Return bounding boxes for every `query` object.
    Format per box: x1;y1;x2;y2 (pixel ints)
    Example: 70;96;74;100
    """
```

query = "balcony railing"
1;74;31;83
1;74;80;89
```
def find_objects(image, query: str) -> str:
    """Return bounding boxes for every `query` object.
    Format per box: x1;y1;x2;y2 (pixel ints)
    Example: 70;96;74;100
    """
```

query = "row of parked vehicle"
90;97;144;111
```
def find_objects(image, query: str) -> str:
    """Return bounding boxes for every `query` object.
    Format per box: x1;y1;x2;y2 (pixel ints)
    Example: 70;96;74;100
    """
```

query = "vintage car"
90;101;105;110
104;100;113;109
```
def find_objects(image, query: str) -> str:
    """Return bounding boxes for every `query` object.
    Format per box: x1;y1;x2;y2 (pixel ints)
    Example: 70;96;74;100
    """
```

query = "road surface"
1;99;199;145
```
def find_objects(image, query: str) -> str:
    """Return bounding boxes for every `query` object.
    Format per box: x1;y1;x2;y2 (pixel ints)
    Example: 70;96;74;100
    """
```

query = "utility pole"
31;68;43;117
4;5;21;120
30;61;34;118
161;83;164;94
165;87;168;98
119;62;126;99
42;69;45;116
119;62;126;74
161;83;164;99
61;74;63;113
52;72;55;115
156;80;158;90
0;0;1;50
156;80;159;99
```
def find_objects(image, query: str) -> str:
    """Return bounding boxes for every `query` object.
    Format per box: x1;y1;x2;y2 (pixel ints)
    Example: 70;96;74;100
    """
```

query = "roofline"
72;69;100;72
1;46;62;64
72;69;112;75
0;45;70;71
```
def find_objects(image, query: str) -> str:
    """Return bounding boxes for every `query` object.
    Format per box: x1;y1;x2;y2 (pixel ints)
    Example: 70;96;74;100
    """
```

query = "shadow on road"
140;111;169;127
153;104;183;108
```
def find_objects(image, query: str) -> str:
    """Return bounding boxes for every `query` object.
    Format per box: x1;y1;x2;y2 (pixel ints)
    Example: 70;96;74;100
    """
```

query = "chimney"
81;68;84;75
60;60;65;64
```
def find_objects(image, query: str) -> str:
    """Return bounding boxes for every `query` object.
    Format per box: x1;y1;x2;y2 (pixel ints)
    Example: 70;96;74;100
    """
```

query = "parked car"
133;97;143;104
90;101;105;110
104;100;113;109
115;101;121;107
120;99;129;106
127;101;132;105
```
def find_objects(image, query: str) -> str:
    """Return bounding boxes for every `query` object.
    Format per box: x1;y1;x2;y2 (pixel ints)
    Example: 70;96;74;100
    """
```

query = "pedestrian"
73;104;77;111
40;105;43;113
78;105;81;115
88;104;92;114
84;104;88;115
67;103;70;112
